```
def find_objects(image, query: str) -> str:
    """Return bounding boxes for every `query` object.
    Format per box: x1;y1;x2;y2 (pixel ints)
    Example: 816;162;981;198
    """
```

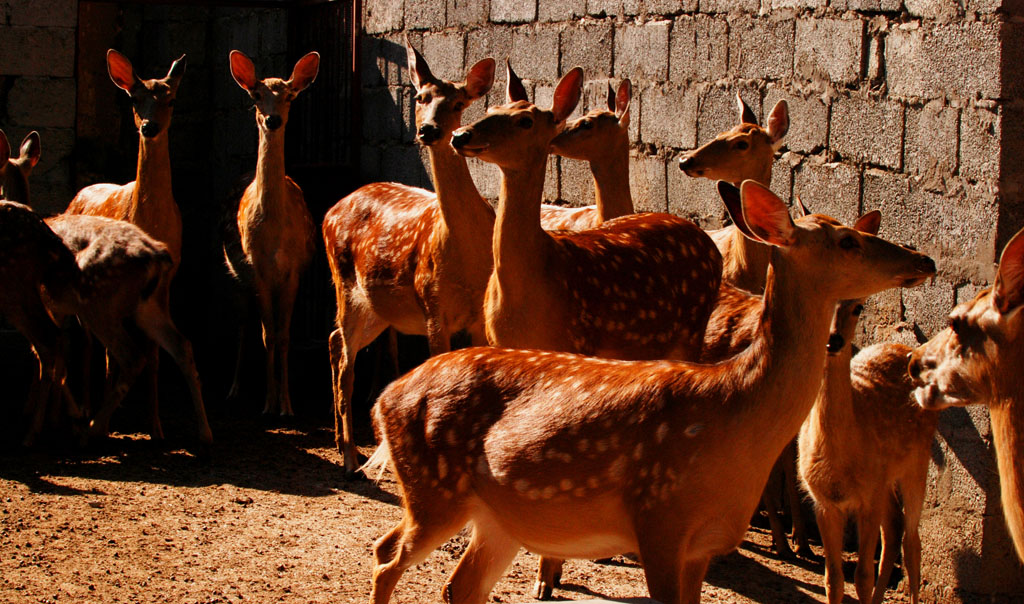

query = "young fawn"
223;50;319;417
451;67;722;359
910;226;1024;563
799;231;939;604
64;49;186;440
679;93;789;295
541;77;634;231
365;180;934;604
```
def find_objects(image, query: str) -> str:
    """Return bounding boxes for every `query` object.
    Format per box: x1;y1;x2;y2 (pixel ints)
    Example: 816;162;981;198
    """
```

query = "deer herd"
0;39;1021;604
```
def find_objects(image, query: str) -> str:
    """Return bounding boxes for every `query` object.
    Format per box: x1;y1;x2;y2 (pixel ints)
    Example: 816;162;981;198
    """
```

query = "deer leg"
371;506;470;604
816;505;846;604
424;314;451;357
258;291;279;416
8;302;64;446
901;475;927;604
679;556;710;604
226;309;247;401
89;326;148;440
637;525;683;604
274;281;299;417
871;493;901;604
781;439;811;556
142;346;163;441
443;516;520;604
854;508;882;604
137;300;212;444
762;457;794;558
534;556;564;600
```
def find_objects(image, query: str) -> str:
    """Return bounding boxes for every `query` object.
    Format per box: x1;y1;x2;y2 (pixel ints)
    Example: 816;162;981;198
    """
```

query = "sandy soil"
0;415;909;604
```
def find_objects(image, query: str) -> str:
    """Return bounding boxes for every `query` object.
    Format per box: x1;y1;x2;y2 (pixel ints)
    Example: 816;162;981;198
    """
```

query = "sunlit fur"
911;229;1024;563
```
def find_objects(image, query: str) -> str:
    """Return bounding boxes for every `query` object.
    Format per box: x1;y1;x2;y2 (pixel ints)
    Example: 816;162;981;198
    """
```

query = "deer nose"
678;156;694;172
917;256;936;275
265;115;283;131
418;123;441;145
140;121;161;138
451;129;473;149
826;333;845;355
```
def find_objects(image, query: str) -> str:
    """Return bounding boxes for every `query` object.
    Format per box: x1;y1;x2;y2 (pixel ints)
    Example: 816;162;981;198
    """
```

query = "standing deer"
451;67;722;359
223;50;319;417
679;93;789;295
799;219;939;604
365;179;935;604
910;226;1024;564
64;49;185;440
0;130;40;204
540;78;634;231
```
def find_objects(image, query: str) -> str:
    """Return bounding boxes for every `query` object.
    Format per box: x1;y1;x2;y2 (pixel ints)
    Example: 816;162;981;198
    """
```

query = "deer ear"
552;67;583;124
20;132;40;168
289;51;320;92
766;99;789;145
737;91;757;125
853;210;881;236
794;195;811;218
229;50;258;92
718;181;760;242
0;130;10;165
107;49;138;92
406;40;435;89
505;59;528;103
606;83;616;111
465;57;495;100
740;180;796;247
994;227;1024;314
166;54;186;83
615;79;632;127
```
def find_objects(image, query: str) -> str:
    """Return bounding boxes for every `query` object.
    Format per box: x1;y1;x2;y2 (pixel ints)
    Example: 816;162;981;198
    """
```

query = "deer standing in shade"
911;226;1024;564
365;179;935;604
223;50;319;417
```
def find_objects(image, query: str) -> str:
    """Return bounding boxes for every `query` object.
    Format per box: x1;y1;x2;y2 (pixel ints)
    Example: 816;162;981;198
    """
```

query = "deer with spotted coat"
798;211;938;604
64;49;185;441
364;179;935;604
910;226;1024;564
451;67;722;358
223;50;319;417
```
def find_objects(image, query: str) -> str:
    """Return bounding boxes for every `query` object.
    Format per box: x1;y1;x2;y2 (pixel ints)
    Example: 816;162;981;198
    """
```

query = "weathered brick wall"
0;0;78;212
361;0;1024;599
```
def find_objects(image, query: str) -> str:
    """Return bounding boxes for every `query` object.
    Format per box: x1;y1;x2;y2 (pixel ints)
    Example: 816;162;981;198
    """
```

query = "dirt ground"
0;413;911;604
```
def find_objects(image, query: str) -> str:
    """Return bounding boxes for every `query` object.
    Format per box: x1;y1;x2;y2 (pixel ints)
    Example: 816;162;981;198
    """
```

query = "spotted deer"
679;93;789;295
540;77;634;231
451;67;722;359
64;49;186;440
364;179;935;604
910;226;1024;564
223;50;318;417
799;213;938;604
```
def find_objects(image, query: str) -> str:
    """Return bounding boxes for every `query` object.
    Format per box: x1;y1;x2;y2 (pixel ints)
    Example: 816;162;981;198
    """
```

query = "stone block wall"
361;0;1024;599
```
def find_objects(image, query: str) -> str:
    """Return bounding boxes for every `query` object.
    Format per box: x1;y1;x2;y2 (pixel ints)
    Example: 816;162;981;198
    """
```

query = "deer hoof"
533;579;554;600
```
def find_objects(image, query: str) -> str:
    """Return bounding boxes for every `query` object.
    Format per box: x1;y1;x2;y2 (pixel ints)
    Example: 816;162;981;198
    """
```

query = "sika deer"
323;44;498;475
541;78;634;230
0;130;40;205
451;68;722;359
799;216;938;604
223;50;319;416
679;93;789;295
365;179;935;604
64;49;186;440
910;227;1024;563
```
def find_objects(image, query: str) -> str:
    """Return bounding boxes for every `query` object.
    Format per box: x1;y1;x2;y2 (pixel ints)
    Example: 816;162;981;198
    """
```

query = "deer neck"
722;171;773;293
492;159;551;294
806;344;856;447
252;126;289;214
129;133;174;224
427;139;495;249
727;253;834;455
590;141;633;221
989;401;1024;558
1;167;29;205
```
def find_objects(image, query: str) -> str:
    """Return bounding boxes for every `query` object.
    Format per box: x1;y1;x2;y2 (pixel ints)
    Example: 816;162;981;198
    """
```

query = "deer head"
230;50;320;133
106;49;186;139
550;79;631;161
0;130;40;205
406;41;495;146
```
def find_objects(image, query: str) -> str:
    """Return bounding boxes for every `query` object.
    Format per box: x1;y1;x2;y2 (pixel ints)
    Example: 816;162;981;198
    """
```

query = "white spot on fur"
656;422;669;443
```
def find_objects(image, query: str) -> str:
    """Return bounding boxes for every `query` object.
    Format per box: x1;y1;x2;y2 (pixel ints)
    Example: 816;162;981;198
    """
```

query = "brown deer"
540;78;634;230
679;93;789;295
64;49;186;440
0;130;40;204
451;67;722;358
910;226;1024;564
323;45;498;475
799;223;939;604
364;179;935;604
223;50;319;416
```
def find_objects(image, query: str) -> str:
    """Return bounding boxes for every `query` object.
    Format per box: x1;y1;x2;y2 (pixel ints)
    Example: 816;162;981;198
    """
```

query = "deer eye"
580;119;594;130
852;304;864;316
839;236;859;250
734;140;749;150
415;93;430;104
452;101;465;111
518;117;534;129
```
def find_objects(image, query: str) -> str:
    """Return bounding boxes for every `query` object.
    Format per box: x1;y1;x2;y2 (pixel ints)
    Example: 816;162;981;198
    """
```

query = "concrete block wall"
361;0;1024;600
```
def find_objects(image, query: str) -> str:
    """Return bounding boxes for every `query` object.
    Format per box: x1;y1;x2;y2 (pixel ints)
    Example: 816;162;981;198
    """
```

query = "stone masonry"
361;0;1024;600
